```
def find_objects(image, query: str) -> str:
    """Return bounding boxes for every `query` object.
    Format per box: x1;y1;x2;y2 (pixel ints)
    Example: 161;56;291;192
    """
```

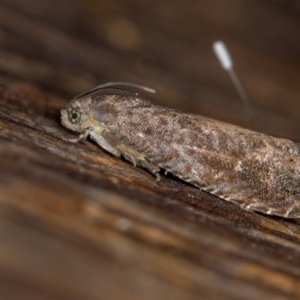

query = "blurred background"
0;0;300;139
0;0;299;138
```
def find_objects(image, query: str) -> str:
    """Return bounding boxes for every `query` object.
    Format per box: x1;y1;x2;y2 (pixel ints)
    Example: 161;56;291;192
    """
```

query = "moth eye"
68;109;81;124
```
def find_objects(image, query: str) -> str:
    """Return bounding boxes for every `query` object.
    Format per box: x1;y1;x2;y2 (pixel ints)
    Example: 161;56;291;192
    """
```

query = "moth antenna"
213;41;254;125
98;82;156;94
75;82;155;100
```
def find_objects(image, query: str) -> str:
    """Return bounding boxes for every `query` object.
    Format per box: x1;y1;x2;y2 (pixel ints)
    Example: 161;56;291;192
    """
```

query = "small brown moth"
61;82;300;218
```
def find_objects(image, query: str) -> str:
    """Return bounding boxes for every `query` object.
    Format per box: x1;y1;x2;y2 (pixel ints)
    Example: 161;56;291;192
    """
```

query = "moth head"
61;98;93;133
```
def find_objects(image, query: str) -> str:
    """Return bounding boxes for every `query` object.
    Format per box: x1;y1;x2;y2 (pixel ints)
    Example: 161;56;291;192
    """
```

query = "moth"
61;82;300;218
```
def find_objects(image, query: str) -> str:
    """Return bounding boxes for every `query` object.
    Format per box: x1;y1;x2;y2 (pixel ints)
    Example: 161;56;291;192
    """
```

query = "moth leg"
101;131;160;177
64;127;92;143
118;143;160;176
89;131;121;157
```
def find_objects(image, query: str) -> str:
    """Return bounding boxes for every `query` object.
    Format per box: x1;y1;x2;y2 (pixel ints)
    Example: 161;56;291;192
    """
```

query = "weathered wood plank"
0;1;300;299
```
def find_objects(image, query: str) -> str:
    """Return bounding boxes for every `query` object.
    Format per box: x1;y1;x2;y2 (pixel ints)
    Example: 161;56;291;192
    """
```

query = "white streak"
213;40;254;125
213;41;233;70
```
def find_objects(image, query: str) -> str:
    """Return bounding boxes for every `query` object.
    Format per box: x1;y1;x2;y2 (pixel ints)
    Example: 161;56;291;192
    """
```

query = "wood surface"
0;0;300;299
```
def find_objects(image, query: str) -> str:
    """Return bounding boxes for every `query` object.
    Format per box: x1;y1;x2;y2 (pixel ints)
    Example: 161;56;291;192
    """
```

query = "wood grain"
0;1;300;299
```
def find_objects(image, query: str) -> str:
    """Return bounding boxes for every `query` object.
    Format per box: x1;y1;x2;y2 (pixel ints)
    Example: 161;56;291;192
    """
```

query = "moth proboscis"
61;82;300;219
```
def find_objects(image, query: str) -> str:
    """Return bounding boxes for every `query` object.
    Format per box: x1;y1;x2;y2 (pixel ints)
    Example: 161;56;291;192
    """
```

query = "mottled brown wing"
93;95;300;218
